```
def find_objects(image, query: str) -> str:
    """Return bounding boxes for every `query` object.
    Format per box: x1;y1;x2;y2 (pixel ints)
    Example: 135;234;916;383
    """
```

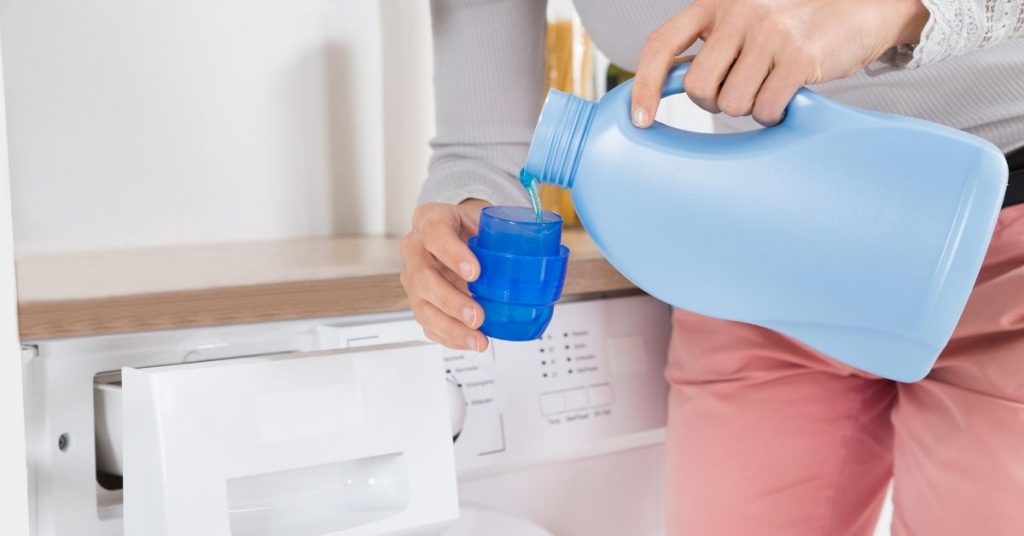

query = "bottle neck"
524;89;596;190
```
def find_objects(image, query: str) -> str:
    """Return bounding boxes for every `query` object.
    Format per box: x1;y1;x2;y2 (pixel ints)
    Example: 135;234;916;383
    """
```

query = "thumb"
457;198;489;236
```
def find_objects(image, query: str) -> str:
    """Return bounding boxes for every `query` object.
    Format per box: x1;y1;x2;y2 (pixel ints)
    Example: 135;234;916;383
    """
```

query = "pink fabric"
664;204;1024;536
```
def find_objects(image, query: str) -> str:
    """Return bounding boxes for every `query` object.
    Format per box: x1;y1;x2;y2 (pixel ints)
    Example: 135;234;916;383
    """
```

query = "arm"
909;0;1024;67
419;0;547;207
402;0;546;352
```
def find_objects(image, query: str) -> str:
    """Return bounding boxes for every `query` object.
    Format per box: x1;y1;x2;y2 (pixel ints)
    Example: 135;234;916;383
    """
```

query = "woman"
399;1;1024;534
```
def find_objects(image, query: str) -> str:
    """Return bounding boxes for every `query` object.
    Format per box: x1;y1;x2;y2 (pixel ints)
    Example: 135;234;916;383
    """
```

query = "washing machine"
24;293;672;535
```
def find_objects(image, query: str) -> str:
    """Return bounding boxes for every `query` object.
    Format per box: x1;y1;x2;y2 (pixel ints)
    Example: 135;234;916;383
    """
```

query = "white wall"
379;0;435;238
0;0;434;253
0;0;714;254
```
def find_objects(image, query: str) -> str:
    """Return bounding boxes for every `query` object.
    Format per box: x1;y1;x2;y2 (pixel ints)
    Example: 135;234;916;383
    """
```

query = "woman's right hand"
400;199;490;352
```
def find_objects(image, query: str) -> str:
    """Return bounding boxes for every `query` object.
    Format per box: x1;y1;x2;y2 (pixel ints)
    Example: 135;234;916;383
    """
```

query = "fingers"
401;232;482;312
413;299;488;352
455;198;488;238
438;264;471;295
632;2;710;128
402;250;482;329
683;23;743;114
400;211;488;352
413;204;480;281
752;53;810;125
716;39;773;117
633;0;831;127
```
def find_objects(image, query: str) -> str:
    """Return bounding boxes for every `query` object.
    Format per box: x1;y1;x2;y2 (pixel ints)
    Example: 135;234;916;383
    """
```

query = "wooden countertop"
15;230;636;341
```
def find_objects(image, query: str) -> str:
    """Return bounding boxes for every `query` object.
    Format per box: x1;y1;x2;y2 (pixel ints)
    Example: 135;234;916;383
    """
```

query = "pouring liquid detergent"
513;63;1007;382
521;169;545;222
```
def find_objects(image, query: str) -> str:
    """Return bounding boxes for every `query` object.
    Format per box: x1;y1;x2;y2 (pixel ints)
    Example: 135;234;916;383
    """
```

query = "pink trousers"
665;204;1024;536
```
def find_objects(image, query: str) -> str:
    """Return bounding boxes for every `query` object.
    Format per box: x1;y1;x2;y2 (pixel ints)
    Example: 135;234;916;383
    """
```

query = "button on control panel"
538;385;611;417
539;392;567;415
589;383;613;406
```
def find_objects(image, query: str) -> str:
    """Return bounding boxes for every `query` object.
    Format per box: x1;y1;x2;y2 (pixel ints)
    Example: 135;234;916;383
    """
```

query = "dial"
446;376;467;440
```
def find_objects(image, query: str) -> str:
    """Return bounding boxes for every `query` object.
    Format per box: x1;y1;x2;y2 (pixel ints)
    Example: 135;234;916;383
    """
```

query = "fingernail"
465;335;479;352
631;106;650;127
459;261;475;281
461;306;476;326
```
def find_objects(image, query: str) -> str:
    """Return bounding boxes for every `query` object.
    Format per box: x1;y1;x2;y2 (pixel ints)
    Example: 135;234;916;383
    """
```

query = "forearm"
421;143;535;206
421;0;547;207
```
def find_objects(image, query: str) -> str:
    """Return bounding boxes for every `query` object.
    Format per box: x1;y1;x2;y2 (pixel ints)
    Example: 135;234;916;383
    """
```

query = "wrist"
892;0;930;46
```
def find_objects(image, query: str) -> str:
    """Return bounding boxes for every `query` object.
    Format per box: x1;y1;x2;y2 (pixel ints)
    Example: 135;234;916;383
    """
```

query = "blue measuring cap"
468;206;570;341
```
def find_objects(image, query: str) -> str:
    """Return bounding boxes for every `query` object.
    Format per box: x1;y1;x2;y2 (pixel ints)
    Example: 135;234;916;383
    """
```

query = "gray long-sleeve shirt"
421;0;1024;208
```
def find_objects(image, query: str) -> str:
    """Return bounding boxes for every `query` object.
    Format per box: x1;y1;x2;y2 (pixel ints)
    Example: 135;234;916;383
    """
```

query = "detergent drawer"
104;342;457;536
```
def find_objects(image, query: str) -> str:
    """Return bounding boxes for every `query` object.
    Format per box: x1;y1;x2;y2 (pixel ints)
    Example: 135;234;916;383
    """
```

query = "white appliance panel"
25;294;672;536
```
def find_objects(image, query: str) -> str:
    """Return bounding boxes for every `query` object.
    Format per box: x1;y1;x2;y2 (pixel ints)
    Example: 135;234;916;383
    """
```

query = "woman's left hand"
631;0;930;126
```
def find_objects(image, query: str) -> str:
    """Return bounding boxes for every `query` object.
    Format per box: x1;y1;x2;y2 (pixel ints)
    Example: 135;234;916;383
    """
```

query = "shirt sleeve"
419;0;547;207
905;0;1024;67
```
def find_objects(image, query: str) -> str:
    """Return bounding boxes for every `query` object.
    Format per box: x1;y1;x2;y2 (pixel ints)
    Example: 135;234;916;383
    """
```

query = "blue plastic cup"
468;206;570;341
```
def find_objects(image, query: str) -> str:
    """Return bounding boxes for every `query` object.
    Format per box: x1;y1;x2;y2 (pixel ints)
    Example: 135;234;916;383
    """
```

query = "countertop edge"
18;256;637;341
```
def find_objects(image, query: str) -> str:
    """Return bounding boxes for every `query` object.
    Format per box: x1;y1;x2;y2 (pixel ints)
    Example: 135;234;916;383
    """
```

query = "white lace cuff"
897;0;1024;69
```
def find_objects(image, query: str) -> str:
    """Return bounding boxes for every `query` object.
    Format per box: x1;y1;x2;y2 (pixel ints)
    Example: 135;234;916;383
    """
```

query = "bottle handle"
649;62;827;129
656;62;691;99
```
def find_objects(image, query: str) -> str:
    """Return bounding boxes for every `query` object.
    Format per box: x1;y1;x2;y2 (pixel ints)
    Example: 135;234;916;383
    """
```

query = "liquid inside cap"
477;206;562;256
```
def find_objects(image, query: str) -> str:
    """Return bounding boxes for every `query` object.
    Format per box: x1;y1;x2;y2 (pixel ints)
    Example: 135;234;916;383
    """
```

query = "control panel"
318;294;672;478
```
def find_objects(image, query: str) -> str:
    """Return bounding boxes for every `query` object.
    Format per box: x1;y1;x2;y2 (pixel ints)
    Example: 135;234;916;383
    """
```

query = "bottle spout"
524;89;596;190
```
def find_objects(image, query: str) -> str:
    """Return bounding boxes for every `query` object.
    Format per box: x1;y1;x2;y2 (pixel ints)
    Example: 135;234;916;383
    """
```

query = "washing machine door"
442;505;555;536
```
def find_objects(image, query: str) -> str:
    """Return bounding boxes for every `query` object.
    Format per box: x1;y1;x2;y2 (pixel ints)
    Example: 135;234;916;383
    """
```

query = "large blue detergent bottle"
524;63;1008;382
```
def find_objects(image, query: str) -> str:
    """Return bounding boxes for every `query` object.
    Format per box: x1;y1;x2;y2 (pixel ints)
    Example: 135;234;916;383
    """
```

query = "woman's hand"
631;0;929;126
400;199;490;352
